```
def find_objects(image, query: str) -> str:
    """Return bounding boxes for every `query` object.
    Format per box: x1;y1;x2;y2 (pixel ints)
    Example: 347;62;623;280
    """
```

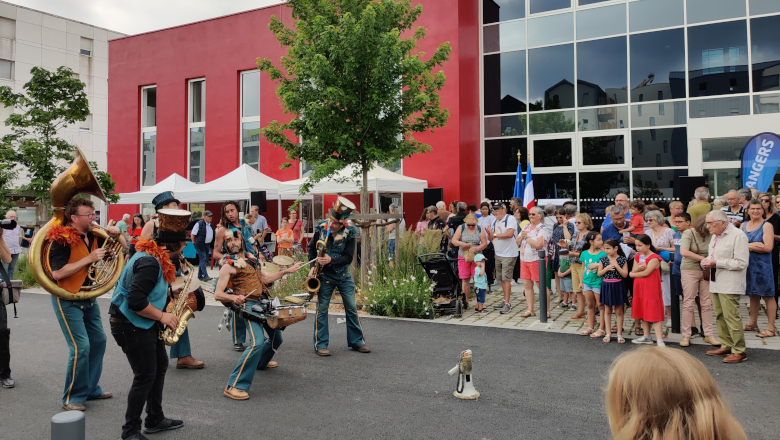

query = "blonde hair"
575;213;594;230
464;213;479;225
605;347;746;440
669;201;683;209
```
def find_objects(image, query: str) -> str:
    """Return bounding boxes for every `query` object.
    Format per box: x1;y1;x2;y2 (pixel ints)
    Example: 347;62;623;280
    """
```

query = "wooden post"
394;201;402;263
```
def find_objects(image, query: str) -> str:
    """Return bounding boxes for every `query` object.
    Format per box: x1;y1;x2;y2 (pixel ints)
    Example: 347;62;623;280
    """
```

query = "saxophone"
304;238;326;294
160;257;197;346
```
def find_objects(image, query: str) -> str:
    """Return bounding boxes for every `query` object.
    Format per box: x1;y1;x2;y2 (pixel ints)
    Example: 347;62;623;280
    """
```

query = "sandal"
568;315;586;321
756;328;777;338
634;327;644;336
520;311;536;318
547;312;551;318
590;329;606;339
617;335;625;344
580;327;594;336
603;334;611;343
743;324;759;332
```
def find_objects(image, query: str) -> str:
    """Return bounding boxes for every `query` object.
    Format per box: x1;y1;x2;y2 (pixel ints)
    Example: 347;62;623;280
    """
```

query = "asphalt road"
2;293;779;440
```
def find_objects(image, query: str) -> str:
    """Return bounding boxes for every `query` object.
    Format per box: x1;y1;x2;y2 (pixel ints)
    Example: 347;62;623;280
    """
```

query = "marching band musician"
214;229;303;400
309;204;370;356
141;191;204;370
48;198;123;411
109;209;190;440
212;200;255;352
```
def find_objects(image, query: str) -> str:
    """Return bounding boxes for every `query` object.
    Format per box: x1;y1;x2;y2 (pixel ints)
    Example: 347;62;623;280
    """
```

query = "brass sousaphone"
29;147;125;300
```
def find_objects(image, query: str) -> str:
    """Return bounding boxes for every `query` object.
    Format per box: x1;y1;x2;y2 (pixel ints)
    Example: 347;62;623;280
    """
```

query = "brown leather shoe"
723;353;747;363
91;392;112;400
63;402;86;411
706;347;731;356
352;344;371;353
176;356;205;369
266;360;278;368
315;349;331;356
223;386;249;400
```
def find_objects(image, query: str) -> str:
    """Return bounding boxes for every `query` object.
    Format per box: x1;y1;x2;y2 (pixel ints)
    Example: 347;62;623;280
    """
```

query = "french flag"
523;163;535;209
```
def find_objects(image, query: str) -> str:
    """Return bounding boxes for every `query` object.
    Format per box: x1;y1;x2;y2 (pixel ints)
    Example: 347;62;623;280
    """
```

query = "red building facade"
107;0;480;227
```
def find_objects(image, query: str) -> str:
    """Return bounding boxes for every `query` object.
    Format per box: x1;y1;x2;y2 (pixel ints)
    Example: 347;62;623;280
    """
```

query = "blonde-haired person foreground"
605;347;746;440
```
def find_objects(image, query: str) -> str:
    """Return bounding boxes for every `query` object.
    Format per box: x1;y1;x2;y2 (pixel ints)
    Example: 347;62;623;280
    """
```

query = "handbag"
691;231;710;281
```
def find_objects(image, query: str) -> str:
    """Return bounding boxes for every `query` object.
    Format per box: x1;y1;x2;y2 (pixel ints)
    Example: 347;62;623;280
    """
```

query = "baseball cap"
492;202;506;210
204;210;213;217
474;254;485;262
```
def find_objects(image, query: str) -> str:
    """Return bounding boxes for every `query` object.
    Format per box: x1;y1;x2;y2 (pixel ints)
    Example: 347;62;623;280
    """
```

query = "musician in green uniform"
308;201;370;356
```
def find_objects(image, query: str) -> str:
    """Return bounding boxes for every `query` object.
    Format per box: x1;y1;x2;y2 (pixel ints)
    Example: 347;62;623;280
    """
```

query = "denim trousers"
194;242;210;279
314;277;365;350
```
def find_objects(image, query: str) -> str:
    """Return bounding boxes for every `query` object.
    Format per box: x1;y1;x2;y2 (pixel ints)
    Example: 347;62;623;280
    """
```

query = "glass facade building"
482;0;780;222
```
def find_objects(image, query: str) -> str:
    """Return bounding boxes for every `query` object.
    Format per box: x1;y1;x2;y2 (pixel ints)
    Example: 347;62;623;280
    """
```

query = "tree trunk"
359;162;369;287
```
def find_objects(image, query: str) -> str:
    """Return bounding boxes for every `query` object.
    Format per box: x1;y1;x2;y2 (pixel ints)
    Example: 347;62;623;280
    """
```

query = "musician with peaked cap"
48;197;123;411
212;200;255;352
141;191;204;370
309;199;370;356
214;228;303;400
109;209;189;440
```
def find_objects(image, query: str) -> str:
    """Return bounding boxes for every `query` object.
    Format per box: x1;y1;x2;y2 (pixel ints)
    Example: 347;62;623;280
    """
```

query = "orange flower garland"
46;225;84;247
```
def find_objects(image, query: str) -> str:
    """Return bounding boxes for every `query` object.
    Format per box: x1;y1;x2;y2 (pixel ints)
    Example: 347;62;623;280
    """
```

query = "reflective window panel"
142;131;156;186
528;44;574;111
687;0;745;25
754;94;780;114
190;80;205;123
631;128;688;168
629;0;683;33
241;71;260;118
582;135;626;165
578;0;612;5
633;169;688;201
485;138;529;173
631;102;687;127
701;137;751;162
629;29;686;102
687;20;748;97
189;127;205;183
577;37;627;107
530;0;570;15
142;88;156;128
484;0;526;24
528;12;573;47
484;20;526;53
577;106;628;131
749;0;780;15
703;168;740;198
484;51;527;115
533;172;576;199
579;170;630;223
750;15;780;92
484;114;528;137
485;174;522;201
689;96;751;118
576;4;626;41
533;138;572;167
241;121;260;170
529;110;576;134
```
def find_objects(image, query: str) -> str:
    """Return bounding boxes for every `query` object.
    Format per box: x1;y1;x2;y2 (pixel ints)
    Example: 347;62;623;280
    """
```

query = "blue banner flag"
742;133;780;193
513;160;524;199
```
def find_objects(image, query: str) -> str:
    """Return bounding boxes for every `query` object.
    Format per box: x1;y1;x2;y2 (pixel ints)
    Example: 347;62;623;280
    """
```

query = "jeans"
51;296;106;405
194;242;210;279
0;303;9;380
314;277;365;350
388;239;396;261
1;253;19;280
110;321;168;439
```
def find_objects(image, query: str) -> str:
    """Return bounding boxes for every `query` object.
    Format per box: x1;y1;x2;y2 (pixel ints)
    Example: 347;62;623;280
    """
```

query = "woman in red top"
288;208;304;251
630;234;666;346
127;214;145;256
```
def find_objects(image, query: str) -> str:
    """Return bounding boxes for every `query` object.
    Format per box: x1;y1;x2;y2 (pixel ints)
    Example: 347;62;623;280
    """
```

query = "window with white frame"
0;17;15;40
141;86;157;187
80;37;93;57
79;114;91;131
188;79;205;183
240;70;260;170
0;59;12;80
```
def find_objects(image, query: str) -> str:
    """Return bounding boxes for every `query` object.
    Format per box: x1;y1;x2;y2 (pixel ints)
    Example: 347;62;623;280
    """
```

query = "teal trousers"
227;301;282;391
231;311;246;345
51;296;106;405
314;277;365;350
168;327;191;359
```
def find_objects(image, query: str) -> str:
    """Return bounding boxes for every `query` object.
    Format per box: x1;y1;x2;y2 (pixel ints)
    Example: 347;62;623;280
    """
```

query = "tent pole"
277;196;282;231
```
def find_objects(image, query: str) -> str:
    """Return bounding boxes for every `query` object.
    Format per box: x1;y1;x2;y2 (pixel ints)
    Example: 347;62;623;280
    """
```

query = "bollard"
51;411;85;440
538;249;547;323
669;253;680;333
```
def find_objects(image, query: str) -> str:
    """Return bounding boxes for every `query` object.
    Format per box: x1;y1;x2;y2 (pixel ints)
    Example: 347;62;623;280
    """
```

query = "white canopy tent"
173;164;297;203
277;165;428;196
116;173;199;205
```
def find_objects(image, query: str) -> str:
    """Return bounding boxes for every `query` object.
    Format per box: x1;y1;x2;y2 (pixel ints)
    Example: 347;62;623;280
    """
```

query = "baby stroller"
417;253;463;316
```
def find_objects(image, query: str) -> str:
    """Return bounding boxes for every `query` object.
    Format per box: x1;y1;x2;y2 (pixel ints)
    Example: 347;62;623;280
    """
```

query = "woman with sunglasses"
760;193;780;310
450;214;487;310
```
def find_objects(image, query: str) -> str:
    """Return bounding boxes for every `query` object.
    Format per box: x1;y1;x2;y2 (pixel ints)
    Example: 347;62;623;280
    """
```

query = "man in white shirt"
486;202;518;314
1;211;22;279
250;205;273;245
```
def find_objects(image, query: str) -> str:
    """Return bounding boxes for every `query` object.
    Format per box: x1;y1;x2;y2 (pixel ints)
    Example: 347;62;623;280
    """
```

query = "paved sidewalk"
434;283;780;351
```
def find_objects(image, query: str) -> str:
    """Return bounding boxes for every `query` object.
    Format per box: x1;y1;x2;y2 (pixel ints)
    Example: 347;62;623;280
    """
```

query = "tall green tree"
0;66;119;209
258;0;451;282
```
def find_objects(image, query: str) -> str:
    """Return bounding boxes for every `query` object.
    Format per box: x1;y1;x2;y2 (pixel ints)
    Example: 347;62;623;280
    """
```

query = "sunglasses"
761;199;771;202
466;223;477;227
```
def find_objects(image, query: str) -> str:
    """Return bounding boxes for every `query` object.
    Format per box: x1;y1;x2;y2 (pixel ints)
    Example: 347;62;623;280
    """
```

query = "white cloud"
5;0;282;35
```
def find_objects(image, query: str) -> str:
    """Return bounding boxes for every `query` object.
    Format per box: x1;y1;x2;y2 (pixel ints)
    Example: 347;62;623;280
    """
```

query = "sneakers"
143;418;184;433
656;340;666;347
499;303;512;314
691;326;700;338
558;302;568;309
570;304;578;312
665;320;671;328
233;344;245;352
493;300;506;310
1;377;14;388
632;336;653;345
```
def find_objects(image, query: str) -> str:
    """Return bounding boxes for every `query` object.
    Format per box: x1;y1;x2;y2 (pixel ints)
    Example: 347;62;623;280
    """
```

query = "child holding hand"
473;254;488;312
619;200;646;235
